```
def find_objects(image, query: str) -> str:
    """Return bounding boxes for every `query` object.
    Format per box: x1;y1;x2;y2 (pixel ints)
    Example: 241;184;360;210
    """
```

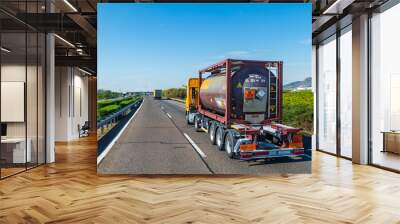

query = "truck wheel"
209;122;217;145
185;113;191;125
216;127;225;151
194;115;201;131
224;131;238;159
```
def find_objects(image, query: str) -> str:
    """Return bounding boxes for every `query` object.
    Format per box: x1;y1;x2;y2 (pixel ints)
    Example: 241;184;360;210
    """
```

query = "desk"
382;131;400;154
1;138;31;163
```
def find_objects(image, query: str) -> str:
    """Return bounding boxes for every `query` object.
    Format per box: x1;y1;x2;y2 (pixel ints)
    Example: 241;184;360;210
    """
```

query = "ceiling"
0;0;97;75
311;0;392;43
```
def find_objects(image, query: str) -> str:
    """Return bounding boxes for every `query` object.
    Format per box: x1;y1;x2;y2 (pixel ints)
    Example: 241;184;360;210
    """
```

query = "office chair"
79;121;90;138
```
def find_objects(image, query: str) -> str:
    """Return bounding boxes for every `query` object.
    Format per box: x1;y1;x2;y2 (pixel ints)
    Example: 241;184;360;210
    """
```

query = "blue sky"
98;3;311;92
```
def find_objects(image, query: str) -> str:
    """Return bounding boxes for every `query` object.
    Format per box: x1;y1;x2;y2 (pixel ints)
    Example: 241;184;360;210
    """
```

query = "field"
97;96;141;120
282;90;313;135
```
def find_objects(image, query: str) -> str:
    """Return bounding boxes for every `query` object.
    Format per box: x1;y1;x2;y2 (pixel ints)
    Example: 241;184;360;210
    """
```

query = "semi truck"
153;89;162;99
185;59;305;160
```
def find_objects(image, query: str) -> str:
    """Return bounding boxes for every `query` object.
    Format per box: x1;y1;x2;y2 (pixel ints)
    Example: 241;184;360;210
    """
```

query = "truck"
153;89;162;100
185;59;305;160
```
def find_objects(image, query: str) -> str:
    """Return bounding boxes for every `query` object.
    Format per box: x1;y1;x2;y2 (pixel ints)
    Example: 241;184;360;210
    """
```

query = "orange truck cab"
185;78;202;123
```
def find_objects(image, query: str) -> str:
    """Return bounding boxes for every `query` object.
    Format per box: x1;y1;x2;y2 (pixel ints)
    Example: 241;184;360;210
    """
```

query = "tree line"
98;89;123;100
162;87;186;99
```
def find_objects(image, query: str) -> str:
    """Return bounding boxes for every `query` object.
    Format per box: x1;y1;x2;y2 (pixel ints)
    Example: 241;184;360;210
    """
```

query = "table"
382;131;400;154
1;138;31;163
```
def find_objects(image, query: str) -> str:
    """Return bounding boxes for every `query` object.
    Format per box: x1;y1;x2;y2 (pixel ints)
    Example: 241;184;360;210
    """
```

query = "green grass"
119;98;137;107
97;99;115;107
282;90;313;135
97;96;142;120
98;104;121;118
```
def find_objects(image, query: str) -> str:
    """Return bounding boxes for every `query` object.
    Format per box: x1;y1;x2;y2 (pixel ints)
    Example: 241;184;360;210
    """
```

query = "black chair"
79;121;90;138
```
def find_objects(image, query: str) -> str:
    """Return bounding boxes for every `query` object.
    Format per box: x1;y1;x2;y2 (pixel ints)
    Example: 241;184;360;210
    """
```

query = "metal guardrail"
97;98;142;129
97;98;143;156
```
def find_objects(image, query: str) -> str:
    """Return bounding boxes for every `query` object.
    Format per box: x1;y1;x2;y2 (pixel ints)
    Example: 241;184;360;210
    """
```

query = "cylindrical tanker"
185;60;305;161
199;75;227;114
199;64;277;122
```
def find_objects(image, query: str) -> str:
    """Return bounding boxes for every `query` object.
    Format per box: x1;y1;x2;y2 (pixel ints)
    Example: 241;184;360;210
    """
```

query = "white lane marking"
166;112;172;119
183;133;207;158
97;98;145;165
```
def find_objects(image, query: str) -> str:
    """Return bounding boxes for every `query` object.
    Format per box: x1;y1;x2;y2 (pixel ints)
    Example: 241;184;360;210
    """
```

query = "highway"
97;96;311;174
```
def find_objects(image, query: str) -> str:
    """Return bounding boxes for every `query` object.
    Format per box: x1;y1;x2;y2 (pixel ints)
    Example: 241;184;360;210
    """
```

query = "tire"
224;131;238;159
216;126;225;151
185;113;191;125
194;115;201;131
209;121;217;145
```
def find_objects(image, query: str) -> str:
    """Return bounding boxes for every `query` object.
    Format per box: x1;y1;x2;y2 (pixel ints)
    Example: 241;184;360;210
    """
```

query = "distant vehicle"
154;89;162;99
185;59;305;161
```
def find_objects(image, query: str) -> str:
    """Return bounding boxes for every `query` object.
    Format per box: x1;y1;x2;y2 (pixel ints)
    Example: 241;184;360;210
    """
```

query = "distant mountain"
284;77;312;90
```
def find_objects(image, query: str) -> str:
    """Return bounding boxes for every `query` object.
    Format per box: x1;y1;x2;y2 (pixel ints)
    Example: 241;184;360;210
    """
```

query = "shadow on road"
243;149;312;166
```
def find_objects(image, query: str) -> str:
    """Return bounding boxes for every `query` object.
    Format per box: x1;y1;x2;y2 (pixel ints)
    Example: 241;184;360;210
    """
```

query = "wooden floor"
1;167;26;178
1;136;400;223
372;151;400;171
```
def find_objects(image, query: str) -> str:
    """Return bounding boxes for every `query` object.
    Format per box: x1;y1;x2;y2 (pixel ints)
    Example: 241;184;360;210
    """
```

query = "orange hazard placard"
244;89;256;100
289;135;303;148
240;143;257;151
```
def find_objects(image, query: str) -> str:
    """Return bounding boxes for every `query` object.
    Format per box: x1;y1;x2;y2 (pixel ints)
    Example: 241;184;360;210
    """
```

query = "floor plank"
0;135;399;223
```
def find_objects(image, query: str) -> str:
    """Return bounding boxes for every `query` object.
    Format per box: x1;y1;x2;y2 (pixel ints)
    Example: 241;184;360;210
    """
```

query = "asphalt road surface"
98;96;311;174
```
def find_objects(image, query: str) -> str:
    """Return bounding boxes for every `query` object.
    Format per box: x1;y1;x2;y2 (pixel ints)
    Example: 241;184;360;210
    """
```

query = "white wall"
55;67;89;141
1;63;46;164
1;65;26;139
1;65;41;137
55;67;69;141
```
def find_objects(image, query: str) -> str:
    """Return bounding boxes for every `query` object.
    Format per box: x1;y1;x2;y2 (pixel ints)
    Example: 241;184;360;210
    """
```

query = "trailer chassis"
190;113;305;161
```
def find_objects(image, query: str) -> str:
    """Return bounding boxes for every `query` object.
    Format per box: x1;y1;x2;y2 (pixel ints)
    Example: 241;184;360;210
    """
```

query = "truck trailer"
185;59;305;160
153;89;162;100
